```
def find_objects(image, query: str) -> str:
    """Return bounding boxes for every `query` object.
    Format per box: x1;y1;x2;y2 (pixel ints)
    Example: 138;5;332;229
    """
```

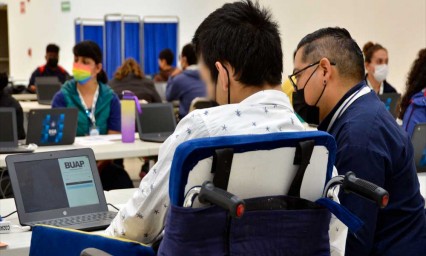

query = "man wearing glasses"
291;27;426;255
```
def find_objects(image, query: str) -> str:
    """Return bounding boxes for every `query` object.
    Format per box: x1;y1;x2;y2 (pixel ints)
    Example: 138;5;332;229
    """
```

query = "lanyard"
327;85;371;132
77;86;99;126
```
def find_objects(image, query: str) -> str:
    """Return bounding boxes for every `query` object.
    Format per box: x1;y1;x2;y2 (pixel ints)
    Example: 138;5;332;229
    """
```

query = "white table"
11;94;37;102
18;101;50;113
0;188;137;256
0;134;161;168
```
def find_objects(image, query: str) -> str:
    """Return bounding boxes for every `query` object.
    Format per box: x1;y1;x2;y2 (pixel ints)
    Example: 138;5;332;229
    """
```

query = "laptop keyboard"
30;212;117;227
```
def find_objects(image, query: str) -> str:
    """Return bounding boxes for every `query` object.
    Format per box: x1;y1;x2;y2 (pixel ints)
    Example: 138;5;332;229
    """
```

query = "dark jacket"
154;67;176;82
0;92;26;139
29;64;70;86
365;74;397;94
319;81;426;255
109;74;161;103
402;89;426;137
52;80;121;136
166;68;206;118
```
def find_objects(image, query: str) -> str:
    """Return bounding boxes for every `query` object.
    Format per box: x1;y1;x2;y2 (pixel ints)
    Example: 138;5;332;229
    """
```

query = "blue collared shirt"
319;80;426;255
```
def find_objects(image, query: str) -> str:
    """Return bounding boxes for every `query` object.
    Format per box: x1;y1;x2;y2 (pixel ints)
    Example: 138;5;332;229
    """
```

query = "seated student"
109;58;161;103
105;0;304;243
51;41;121;136
166;43;207;118
399;48;426;137
363;42;397;94
28;44;70;93
292;27;426;255
0;72;25;139
153;49;176;82
51;41;130;190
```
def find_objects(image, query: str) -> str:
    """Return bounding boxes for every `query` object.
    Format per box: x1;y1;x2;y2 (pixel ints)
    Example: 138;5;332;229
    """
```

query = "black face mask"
293;90;320;125
294;66;322;125
47;58;59;68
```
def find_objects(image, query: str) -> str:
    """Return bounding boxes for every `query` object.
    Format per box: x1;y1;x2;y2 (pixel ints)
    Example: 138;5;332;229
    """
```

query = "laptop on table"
0;108;34;154
378;93;401;118
26;108;78;146
35;77;62;105
412;123;426;173
137;103;177;143
6;148;117;231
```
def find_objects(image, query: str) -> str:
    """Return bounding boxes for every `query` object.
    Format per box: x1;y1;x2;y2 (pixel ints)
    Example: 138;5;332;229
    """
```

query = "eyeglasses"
288;60;336;91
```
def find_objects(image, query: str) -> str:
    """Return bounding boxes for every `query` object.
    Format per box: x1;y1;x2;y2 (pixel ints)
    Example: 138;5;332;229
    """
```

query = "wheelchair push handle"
198;181;245;219
342;172;389;208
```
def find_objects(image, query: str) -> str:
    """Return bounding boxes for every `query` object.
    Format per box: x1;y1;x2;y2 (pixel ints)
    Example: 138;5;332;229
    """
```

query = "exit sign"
61;1;70;12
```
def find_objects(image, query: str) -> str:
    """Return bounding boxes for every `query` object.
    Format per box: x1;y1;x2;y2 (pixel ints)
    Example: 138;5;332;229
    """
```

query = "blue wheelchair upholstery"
169;131;337;206
29;225;155;256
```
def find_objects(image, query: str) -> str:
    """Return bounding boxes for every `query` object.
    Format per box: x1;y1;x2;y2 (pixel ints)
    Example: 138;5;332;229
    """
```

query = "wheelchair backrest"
169;131;336;206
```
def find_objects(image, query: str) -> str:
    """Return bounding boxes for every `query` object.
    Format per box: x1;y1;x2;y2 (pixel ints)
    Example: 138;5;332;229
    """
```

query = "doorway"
0;3;9;74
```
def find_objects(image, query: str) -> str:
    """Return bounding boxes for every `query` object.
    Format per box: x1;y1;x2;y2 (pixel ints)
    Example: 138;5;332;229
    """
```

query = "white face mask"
373;64;389;83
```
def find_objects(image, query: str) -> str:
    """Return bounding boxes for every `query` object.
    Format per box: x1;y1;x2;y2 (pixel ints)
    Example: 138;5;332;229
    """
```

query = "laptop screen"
37;83;61;102
139;104;176;134
14;155;100;213
0;110;14;143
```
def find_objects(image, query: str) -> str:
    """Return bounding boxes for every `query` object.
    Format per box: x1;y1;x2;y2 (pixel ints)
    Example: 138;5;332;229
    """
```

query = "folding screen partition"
142;16;179;76
74;18;104;55
75;15;179;79
104;14;142;79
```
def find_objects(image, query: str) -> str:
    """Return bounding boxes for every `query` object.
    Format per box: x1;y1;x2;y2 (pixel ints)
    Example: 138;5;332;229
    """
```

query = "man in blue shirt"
166;43;206;118
28;44;70;93
291;27;426;255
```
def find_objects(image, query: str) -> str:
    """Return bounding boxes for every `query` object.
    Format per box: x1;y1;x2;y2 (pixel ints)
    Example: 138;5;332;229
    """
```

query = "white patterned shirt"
105;89;304;243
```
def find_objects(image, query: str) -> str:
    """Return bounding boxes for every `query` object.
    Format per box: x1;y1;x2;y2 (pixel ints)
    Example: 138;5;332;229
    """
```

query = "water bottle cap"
122;90;142;114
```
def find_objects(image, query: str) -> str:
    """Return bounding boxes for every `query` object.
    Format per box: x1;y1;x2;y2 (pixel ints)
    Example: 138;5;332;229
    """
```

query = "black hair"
181;44;197;66
399;48;426;119
46;44;60;53
158;49;174;66
73;41;108;84
296;27;365;81
193;0;282;86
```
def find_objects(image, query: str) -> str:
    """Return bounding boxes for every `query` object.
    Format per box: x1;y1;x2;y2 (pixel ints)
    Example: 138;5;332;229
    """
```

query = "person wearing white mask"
362;42;397;94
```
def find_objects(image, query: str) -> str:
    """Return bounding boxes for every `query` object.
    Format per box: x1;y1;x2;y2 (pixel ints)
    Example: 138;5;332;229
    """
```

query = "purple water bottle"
121;90;142;143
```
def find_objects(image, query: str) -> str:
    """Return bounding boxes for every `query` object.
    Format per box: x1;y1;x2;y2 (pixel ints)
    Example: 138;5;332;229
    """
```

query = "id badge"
89;126;100;136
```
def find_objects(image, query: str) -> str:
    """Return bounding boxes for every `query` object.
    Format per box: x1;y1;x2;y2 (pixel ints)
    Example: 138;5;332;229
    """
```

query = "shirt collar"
318;80;367;131
366;74;384;94
239;89;292;108
185;65;198;71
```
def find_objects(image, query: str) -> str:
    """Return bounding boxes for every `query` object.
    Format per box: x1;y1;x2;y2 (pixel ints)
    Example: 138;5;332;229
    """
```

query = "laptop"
35;77;62;105
26;108;78;146
5;148;117;231
378;93;401;118
0;108;34;154
412;123;426;173
137;103;177;143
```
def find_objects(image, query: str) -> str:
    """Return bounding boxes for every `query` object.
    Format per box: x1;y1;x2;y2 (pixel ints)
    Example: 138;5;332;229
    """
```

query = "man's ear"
215;61;229;92
319;57;332;82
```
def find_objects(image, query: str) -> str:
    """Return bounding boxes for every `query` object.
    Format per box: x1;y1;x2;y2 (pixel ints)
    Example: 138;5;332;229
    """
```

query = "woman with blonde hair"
109;58;161;102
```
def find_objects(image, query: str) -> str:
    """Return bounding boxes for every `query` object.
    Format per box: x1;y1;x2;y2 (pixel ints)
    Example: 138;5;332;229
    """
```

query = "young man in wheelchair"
105;0;305;243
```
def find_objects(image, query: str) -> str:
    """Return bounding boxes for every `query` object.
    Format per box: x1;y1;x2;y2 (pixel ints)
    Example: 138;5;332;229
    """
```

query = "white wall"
5;0;426;92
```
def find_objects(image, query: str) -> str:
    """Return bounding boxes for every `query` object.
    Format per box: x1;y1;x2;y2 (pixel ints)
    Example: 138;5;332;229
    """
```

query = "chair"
30;131;385;255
